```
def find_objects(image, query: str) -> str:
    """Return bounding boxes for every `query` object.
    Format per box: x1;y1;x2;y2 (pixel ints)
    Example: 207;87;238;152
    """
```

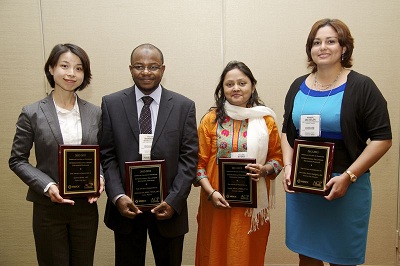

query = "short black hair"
44;43;92;91
130;43;164;64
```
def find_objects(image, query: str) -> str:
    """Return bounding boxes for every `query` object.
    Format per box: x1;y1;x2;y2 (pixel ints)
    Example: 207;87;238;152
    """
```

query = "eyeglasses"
131;65;163;72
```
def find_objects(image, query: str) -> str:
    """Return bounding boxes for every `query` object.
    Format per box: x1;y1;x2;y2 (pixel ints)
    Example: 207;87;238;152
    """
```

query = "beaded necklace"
313;68;343;91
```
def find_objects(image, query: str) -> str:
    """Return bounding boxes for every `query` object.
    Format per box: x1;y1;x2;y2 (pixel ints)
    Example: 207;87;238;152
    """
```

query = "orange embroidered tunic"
195;110;283;266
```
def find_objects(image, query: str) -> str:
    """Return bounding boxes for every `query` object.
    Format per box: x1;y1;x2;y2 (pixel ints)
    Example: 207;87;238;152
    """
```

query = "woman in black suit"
9;43;104;266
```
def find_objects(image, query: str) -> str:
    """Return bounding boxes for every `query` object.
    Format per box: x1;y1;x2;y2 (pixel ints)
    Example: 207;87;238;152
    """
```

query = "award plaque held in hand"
289;140;334;195
218;158;257;207
125;160;167;211
58;145;100;198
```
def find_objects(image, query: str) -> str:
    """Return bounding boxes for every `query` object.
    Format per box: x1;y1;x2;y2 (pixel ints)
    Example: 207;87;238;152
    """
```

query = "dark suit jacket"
100;86;198;238
9;93;102;205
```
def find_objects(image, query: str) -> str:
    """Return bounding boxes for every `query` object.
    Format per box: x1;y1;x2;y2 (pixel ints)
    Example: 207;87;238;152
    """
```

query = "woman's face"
223;68;254;108
49;51;84;92
311;25;346;68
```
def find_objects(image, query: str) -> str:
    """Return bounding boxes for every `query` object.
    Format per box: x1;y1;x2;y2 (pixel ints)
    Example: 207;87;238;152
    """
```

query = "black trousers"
114;211;184;266
33;199;99;266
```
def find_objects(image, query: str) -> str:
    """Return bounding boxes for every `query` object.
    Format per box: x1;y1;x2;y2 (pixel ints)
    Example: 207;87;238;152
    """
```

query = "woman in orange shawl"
194;61;283;266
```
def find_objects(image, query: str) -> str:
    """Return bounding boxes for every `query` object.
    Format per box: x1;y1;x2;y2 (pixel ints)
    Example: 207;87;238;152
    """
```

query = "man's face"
129;48;165;94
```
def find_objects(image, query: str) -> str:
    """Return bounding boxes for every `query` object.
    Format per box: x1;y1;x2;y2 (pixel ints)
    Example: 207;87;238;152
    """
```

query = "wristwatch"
346;170;357;183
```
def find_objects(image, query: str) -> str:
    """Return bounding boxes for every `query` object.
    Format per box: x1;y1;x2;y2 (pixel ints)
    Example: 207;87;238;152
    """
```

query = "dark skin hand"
116;195;142;219
151;201;175;220
116;196;175;220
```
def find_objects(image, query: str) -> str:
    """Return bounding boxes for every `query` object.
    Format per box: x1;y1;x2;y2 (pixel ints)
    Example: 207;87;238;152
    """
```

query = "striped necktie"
139;96;153;134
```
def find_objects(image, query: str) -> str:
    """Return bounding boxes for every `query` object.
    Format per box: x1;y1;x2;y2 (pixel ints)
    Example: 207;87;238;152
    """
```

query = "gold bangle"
208;189;217;201
346;170;358;183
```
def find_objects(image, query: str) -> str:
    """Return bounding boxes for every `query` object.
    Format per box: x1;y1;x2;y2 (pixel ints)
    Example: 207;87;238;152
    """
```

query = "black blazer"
9;93;102;205
100;86;198;238
282;70;392;165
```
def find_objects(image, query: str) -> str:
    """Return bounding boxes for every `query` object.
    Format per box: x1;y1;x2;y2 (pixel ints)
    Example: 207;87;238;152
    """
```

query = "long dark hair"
213;61;263;124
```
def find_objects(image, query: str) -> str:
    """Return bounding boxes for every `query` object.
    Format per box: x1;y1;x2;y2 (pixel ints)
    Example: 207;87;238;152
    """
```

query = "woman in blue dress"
281;18;392;266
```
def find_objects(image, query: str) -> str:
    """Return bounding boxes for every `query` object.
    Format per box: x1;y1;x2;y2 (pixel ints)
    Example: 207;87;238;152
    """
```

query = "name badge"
141;154;151;161
231;152;248;159
300;115;321;137
139;134;153;156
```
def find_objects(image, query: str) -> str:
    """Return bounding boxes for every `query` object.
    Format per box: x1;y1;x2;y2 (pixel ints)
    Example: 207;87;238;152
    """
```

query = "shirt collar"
53;94;80;114
134;85;162;105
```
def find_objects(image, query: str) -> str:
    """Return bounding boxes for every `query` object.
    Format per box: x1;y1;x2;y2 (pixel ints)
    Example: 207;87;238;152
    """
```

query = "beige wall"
1;0;399;265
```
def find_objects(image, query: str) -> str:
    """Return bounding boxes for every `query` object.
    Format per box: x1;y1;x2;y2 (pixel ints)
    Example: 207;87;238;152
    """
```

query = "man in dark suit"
100;43;198;266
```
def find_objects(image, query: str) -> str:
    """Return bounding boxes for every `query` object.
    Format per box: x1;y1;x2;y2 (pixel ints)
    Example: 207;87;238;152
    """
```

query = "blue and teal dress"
286;81;371;265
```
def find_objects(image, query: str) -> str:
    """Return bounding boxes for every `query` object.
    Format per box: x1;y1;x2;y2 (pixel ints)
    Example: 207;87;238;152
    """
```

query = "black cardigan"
282;70;392;169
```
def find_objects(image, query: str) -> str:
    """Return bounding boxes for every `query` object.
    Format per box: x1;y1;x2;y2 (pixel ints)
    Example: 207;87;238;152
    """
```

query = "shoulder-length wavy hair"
306;18;354;73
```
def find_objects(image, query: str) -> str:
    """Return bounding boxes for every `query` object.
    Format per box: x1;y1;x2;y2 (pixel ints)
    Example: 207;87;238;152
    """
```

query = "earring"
341;53;344;61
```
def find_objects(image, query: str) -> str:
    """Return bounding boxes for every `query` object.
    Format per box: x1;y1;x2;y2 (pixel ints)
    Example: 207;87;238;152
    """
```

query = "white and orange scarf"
224;101;276;234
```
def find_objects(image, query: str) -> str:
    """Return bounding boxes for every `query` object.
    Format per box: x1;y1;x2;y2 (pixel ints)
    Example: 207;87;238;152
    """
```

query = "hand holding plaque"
58;145;100;198
125;160;167;211
289;140;334;195
218;158;257;208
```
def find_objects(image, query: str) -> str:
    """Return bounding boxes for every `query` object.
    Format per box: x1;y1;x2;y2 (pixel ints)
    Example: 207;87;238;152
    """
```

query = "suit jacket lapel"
122;87;140;142
40;93;64;145
153;87;173;145
77;96;89;144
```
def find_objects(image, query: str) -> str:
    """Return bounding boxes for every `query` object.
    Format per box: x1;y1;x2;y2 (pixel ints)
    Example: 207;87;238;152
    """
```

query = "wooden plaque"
58;145;100;198
289;140;334;195
218;158;257;207
125;160;167;211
